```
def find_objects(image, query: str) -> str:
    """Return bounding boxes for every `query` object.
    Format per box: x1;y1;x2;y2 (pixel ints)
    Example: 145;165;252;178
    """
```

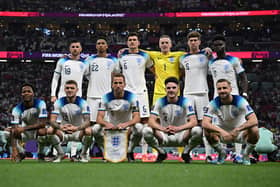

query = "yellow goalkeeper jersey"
146;51;186;104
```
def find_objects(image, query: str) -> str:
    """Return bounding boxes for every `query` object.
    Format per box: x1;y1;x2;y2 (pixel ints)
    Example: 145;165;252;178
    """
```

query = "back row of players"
2;31;260;164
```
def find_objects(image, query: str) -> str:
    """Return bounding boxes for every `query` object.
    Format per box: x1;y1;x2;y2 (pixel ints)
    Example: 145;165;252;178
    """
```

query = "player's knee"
84;127;92;136
0;131;9;144
134;123;143;135
46;127;55;135
47;134;61;145
191;126;202;137
142;126;153;139
92;124;102;135
247;126;259;144
37;135;47;144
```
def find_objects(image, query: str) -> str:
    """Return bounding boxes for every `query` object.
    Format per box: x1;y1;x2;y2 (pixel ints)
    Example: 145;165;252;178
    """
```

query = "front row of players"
1;74;259;165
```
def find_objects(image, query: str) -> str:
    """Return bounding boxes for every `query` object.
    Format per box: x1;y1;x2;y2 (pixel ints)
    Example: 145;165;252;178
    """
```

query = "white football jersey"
209;55;244;97
51;57;89;98
11;99;48;126
151;96;195;127
99;90;139;125
204;95;254;131
118;50;153;93
180;50;209;94
86;54;118;98
52;96;90;126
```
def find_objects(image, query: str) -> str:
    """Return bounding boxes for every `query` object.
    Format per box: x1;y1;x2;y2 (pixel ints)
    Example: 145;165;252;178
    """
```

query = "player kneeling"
202;79;259;165
6;83;48;162
49;80;93;163
91;73;142;163
143;77;202;163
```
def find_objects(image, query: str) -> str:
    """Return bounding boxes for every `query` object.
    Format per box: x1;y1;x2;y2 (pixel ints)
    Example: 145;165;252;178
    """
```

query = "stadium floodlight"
0;59;7;62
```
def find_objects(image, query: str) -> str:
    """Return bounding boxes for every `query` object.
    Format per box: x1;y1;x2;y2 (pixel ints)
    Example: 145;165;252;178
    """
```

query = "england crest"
104;129;128;163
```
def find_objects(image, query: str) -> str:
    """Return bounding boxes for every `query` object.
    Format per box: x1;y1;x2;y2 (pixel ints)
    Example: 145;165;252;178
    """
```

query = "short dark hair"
68;39;82;47
127;32;139;40
21;83;35;93
112;73;126;83
216;79;231;86
212;34;226;42
187;31;201;40
65;80;78;87
96;38;107;44
165;77;179;85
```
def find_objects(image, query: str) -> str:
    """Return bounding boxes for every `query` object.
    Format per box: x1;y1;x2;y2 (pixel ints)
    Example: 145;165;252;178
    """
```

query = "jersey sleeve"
81;100;91;115
11;106;21;125
144;50;157;60
184;98;196;117
98;96;107;111
239;98;255;119
51;100;60;115
51;58;64;96
179;54;185;69
38;100;48;119
233;57;245;74
114;59;122;73
54;58;64;74
203;101;216;119
112;57;120;73
83;58;90;77
145;53;154;69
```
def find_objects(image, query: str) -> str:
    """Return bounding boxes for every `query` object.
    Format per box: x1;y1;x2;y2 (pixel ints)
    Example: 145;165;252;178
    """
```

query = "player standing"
117;33;153;160
179;31;213;162
86;38;118;123
49;80;92;162
51;40;88;102
147;35;185;105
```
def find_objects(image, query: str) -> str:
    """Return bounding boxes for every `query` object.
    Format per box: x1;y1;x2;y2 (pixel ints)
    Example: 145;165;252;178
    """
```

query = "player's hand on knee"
220;131;233;142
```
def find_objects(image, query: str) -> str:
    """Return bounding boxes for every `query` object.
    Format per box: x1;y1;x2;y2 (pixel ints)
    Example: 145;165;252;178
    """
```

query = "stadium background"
0;0;279;157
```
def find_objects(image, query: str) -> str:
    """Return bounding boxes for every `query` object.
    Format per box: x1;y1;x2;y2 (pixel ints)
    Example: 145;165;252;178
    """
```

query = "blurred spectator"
0;0;279;12
0;20;279;53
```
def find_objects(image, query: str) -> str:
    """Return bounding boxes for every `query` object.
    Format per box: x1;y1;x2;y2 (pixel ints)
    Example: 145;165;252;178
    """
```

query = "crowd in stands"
0;20;279;53
245;62;280;147
1;0;279;12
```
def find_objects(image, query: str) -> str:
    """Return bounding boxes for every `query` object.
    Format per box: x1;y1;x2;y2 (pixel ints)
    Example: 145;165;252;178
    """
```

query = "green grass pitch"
0;159;279;187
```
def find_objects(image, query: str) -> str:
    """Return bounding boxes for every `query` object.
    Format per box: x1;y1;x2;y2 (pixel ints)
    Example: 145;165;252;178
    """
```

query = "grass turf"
0;159;279;187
